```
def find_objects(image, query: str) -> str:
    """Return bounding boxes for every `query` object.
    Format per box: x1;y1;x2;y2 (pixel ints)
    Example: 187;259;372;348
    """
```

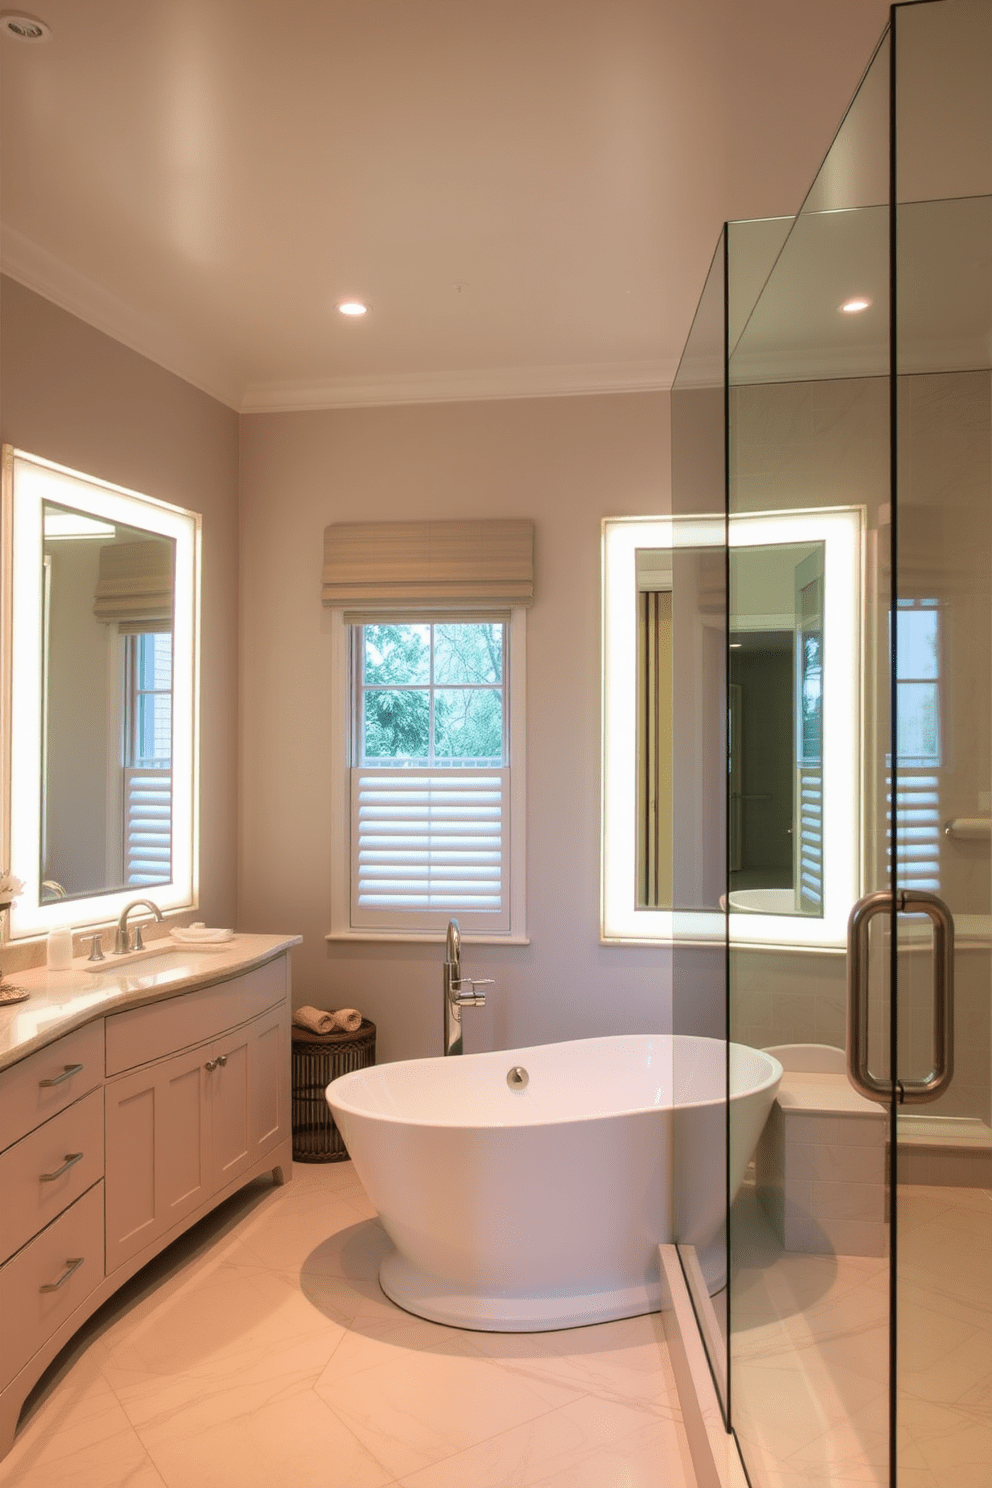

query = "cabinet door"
248;1004;289;1161
105;1046;211;1272
209;1030;250;1190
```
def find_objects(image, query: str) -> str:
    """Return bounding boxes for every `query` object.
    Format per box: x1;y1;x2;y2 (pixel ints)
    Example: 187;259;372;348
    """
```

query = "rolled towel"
331;1008;363;1034
293;1005;336;1035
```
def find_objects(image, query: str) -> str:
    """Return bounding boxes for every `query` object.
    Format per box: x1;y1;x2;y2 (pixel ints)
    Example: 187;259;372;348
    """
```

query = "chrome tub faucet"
443;918;494;1055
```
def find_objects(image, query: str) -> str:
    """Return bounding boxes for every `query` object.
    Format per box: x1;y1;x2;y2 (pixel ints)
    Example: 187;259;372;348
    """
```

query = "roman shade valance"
321;519;534;610
93;539;175;633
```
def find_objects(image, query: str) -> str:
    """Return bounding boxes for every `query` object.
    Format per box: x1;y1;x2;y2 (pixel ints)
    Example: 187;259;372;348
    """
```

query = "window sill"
325;930;530;946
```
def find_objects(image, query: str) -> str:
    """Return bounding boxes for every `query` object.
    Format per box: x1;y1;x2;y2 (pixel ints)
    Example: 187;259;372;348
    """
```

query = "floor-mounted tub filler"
326;1034;782;1330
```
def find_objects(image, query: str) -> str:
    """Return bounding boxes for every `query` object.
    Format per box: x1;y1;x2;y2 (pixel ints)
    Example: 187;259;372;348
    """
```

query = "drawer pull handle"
40;1152;84;1182
39;1256;84;1293
205;1058;218;1071
39;1063;84;1089
217;1054;228;1068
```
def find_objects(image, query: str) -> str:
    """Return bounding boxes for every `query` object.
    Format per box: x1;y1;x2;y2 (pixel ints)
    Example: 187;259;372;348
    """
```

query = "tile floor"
728;1181;992;1488
0;1162;695;1488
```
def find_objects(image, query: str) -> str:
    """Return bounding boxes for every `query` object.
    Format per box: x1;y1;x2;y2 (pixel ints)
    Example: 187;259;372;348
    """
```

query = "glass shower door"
726;25;897;1487
893;4;992;1484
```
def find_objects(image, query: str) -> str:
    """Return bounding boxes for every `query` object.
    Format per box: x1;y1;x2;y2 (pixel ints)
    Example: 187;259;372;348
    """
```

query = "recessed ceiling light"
0;12;51;40
337;301;368;317
840;297;872;314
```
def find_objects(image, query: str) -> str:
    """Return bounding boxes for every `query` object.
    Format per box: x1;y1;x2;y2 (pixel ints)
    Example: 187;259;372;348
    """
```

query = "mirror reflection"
636;550;672;909
729;541;823;916
41;500;175;902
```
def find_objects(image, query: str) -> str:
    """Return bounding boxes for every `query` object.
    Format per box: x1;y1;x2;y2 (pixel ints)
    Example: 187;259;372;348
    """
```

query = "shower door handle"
846;889;955;1106
899;890;954;1104
847;891;893;1104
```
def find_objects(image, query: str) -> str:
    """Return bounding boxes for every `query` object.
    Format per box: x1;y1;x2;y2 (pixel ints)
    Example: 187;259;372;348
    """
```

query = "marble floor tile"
465;1312;682;1418
2;1162;691;1488
731;1179;992;1488
137;1384;395;1488
316;1328;586;1479
395;1394;693;1488
0;1359;164;1488
7;1157;985;1488
100;1260;345;1389
209;1189;378;1275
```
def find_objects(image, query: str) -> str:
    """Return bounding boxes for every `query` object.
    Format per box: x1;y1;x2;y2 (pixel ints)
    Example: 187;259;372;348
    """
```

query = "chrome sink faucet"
443;918;494;1056
114;898;164;954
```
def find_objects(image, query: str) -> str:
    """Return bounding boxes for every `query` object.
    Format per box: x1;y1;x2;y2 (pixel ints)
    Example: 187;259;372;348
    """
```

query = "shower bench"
755;1044;887;1257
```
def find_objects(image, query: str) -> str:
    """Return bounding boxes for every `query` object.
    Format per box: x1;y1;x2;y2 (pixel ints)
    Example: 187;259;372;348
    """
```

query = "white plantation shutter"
888;769;941;892
798;766;824;912
124;767;172;885
351;768;509;931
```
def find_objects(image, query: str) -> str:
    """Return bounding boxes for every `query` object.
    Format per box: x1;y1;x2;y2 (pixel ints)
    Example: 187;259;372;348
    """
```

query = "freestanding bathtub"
326;1033;781;1331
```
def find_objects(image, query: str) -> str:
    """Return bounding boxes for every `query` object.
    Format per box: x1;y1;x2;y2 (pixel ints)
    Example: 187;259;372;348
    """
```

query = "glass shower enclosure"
670;4;992;1484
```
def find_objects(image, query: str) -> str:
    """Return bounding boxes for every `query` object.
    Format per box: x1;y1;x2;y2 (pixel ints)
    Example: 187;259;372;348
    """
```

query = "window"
329;611;526;940
123;632;173;887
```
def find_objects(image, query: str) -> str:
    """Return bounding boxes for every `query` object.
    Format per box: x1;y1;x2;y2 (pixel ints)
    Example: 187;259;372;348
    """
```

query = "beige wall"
239;395;673;1062
0;277;241;937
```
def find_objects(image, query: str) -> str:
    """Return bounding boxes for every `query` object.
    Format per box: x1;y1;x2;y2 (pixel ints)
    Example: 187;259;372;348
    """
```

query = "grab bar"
847;889;954;1105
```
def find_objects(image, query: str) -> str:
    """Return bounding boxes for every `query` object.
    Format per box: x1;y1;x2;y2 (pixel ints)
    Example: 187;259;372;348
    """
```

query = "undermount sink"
84;943;232;974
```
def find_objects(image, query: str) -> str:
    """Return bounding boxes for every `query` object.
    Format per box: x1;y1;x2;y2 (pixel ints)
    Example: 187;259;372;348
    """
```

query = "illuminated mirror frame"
602;507;864;948
1;447;201;940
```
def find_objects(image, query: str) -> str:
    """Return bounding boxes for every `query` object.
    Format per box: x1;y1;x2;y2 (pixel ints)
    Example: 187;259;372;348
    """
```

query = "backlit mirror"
602;507;864;947
2;446;200;938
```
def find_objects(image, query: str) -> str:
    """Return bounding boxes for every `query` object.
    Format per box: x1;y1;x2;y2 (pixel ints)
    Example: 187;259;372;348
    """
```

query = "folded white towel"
171;926;234;944
293;1005;336;1034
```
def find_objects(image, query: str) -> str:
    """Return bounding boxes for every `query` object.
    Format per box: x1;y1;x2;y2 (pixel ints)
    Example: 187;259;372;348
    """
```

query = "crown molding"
240;359;679;412
2;226;678;414
1;226;242;409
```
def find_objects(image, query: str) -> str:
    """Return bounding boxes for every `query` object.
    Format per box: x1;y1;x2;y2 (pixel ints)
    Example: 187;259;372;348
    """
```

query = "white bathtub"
326;1033;782;1331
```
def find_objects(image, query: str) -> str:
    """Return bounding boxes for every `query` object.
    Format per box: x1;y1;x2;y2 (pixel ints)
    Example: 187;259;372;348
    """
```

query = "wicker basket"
291;1019;376;1162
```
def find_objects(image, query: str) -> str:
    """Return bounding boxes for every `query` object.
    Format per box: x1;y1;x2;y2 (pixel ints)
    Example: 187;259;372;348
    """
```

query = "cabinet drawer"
0;1181;104;1392
105;956;287;1075
0;1021;104;1152
0;1087;105;1266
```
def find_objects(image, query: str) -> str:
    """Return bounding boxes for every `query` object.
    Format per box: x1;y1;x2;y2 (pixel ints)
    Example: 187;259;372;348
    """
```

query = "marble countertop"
0;932;302;1073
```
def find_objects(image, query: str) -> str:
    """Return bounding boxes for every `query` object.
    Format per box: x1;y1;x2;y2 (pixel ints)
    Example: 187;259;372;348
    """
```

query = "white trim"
241;359;678;412
3;449;200;939
325;931;531;945
2;232;678;411
1;227;241;410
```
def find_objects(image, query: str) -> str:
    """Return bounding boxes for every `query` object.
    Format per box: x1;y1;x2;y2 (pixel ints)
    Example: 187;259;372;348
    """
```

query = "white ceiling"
0;0;894;411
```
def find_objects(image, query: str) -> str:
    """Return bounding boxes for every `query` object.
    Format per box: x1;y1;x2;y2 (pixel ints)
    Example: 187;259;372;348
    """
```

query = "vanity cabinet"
0;1026;108;1430
105;995;289;1272
0;942;295;1463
